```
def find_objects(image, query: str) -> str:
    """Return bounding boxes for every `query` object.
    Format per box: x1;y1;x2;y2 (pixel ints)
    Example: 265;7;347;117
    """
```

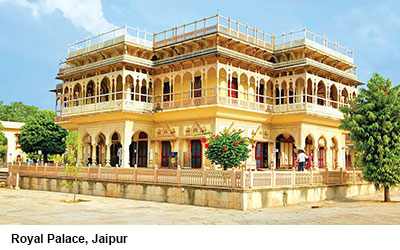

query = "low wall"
244;184;377;210
12;175;379;210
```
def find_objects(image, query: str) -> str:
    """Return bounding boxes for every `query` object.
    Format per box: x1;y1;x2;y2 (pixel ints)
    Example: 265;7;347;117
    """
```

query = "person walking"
296;149;308;171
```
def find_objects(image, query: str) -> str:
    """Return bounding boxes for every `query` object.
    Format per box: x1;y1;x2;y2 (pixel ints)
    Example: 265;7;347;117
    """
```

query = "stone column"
202;141;206;169
91;139;97;167
105;143;111;167
122;121;134;168
336;147;342;169
325;140;331;170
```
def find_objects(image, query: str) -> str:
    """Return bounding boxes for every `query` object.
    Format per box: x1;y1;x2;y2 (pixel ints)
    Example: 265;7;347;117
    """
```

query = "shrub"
204;129;253;170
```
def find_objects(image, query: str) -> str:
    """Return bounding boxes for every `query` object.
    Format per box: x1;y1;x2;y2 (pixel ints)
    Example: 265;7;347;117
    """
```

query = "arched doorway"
305;135;314;168
96;133;106;166
82;134;93;166
110;132;121;167
330;84;338;108
86;81;95;104
317;137;326;168
307;79;313;103
73;84;82;106
228;72;238;98
342;88;349;106
130;131;148;167
317;81;326;106
275;134;296;168
99;77;110;102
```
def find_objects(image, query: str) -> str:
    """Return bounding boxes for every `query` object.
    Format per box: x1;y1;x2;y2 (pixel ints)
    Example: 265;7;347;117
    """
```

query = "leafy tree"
18;110;68;163
0;101;39;122
0;123;7;162
340;73;400;202
204;129;253;170
63;131;82;203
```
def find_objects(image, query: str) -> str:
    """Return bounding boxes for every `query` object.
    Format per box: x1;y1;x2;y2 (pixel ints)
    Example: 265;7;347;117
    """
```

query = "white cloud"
0;0;116;35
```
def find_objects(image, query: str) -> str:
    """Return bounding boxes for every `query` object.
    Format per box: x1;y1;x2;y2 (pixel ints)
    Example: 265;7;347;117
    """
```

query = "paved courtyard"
0;188;399;225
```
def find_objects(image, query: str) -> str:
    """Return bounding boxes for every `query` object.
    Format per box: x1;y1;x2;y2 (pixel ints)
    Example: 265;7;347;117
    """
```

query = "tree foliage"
0;123;7;161
0;101;39;122
340;73;400;202
204;129;253;170
18;110;68;163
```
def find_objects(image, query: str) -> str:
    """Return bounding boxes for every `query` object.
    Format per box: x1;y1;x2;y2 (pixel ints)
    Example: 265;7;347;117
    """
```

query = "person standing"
306;151;313;170
117;146;122;167
296;149;308;171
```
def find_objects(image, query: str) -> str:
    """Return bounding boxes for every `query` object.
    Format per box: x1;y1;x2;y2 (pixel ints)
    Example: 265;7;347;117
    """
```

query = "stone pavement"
0;188;399;225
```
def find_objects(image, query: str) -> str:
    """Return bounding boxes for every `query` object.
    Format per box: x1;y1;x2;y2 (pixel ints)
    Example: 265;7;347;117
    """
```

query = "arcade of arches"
56;64;358;116
76;119;355;170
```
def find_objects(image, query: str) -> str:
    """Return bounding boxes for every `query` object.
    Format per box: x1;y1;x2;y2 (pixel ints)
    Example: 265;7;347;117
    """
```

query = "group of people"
296;149;313;171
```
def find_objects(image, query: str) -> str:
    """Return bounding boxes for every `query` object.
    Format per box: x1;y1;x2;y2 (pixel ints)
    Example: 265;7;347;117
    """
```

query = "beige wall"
1;121;25;164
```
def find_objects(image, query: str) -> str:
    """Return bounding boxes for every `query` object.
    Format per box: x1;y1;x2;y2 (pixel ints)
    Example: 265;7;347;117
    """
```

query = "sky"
0;0;399;110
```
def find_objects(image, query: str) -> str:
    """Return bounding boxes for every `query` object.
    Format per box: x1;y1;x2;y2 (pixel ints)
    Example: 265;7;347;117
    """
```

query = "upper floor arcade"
53;61;358;122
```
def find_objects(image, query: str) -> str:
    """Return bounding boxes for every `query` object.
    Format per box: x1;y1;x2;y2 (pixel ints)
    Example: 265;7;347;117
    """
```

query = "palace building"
52;14;359;170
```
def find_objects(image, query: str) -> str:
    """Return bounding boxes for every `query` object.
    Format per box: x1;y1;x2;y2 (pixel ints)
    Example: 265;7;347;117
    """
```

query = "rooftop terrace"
65;14;354;64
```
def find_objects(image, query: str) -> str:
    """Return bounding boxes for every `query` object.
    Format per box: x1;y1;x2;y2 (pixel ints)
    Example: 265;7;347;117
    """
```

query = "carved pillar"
325;139;331;170
336;146;343;169
91;138;97;167
122;121;134;168
105;143;111;167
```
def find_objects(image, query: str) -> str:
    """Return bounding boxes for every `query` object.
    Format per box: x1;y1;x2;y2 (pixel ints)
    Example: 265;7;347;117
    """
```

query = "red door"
318;148;325;168
255;142;263;168
161;141;171;167
191;140;202;168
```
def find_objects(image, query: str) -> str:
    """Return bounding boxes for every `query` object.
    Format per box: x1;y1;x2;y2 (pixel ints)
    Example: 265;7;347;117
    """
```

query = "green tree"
63;131;82;203
18;110;68;163
340;73;400;202
0;123;7;162
0;101;39;122
204;129;253;170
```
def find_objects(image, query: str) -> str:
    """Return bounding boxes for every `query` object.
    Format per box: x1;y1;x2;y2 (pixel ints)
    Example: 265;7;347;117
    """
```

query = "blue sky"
0;0;399;110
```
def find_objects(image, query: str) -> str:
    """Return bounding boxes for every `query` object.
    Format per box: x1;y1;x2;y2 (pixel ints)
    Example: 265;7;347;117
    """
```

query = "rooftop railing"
67;25;153;57
275;29;354;60
64;14;354;61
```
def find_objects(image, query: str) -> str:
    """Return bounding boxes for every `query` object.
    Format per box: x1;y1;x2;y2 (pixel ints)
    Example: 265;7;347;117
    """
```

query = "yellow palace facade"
52;14;360;170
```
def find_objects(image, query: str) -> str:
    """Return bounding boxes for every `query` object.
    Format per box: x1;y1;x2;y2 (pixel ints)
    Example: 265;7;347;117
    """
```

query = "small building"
0;121;25;165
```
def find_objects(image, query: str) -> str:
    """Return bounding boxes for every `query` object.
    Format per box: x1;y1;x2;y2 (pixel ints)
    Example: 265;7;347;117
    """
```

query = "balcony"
59;92;153;117
57;88;349;120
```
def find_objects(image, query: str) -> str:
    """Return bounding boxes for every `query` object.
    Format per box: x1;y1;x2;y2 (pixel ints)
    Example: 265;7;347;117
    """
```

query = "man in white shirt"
296;149;308;171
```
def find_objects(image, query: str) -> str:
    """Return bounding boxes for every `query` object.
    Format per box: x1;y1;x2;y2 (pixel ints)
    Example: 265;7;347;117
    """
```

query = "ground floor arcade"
71;113;353;170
